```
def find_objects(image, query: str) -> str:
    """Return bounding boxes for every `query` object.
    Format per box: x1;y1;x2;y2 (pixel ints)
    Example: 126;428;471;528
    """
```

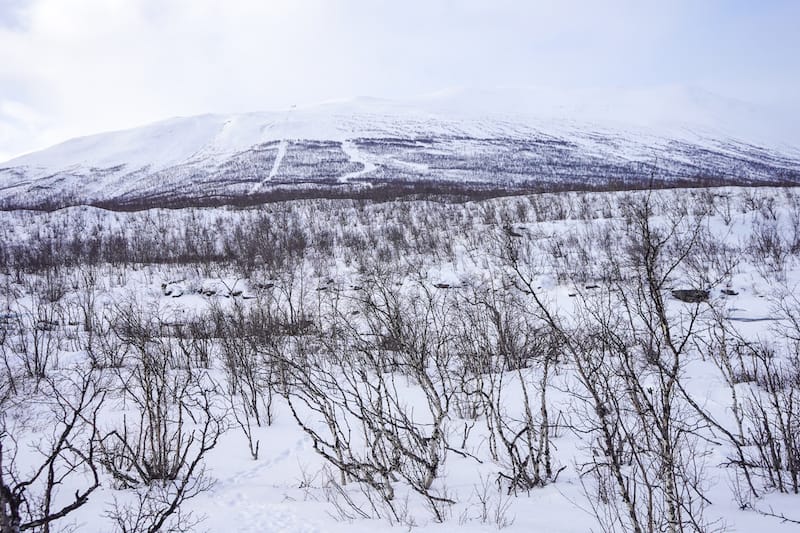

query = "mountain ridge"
2;87;799;210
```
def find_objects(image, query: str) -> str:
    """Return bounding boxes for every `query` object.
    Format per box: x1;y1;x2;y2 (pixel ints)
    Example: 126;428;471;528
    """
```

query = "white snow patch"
338;140;377;183
250;139;288;194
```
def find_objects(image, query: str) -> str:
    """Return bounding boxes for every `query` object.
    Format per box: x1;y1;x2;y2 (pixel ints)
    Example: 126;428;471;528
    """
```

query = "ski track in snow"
208;436;319;533
250;139;288;194
269;140;289;180
213;494;319;533
338;140;376;183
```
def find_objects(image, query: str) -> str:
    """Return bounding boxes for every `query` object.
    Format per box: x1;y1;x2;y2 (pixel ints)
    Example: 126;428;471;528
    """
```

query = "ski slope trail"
249;107;292;194
249;139;288;194
338;140;377;183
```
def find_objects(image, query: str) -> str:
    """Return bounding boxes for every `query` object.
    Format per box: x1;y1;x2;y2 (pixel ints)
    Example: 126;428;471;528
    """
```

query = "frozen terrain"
1;187;800;532
1;87;799;209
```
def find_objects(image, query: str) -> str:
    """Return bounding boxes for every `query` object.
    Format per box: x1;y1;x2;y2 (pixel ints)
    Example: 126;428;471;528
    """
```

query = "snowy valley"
4;0;800;531
1;185;800;532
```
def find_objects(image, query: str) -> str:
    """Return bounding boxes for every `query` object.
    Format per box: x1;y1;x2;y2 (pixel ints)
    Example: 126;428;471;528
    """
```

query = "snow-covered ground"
1;88;798;209
1;186;800;532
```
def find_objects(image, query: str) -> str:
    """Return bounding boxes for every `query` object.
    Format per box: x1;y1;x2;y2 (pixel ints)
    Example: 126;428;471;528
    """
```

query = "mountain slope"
2;88;799;209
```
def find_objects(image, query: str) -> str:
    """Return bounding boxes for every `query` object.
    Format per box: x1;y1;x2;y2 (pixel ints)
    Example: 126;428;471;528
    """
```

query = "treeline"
2;174;797;212
1;186;796;276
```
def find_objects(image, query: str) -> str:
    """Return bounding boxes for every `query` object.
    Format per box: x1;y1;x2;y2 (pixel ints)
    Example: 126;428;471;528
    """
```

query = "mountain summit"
2;87;799;209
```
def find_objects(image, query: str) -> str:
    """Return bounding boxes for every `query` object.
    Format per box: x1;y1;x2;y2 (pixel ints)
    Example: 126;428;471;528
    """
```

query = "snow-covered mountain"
2;87;799;209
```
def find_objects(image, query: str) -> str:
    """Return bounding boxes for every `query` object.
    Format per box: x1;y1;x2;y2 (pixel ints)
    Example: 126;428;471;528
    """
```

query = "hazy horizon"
2;0;798;161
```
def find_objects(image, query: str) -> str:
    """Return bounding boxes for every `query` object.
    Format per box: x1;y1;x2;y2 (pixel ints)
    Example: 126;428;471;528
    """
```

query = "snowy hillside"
2;187;800;532
1;87;800;209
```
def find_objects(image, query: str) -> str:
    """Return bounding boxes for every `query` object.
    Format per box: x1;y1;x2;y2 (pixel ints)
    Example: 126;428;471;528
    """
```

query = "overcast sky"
1;0;798;161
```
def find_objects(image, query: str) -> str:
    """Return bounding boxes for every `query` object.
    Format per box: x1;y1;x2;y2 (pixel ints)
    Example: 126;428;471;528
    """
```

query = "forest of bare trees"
1;186;800;532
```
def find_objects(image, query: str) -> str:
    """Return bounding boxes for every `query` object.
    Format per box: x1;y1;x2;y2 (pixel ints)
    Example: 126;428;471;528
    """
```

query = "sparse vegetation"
1;185;799;531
